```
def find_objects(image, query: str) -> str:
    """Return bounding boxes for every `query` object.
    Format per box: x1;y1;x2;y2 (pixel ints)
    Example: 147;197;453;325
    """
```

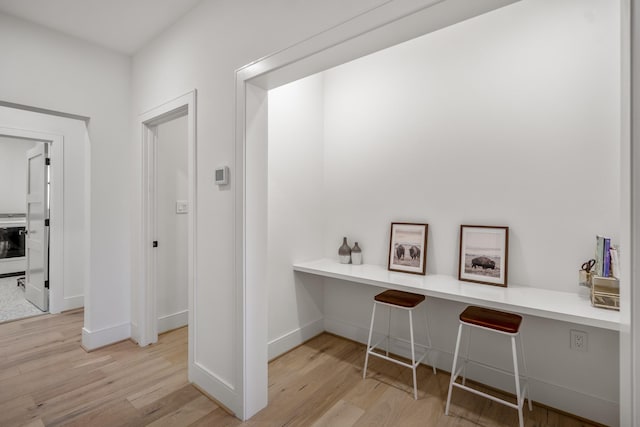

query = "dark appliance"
0;226;26;259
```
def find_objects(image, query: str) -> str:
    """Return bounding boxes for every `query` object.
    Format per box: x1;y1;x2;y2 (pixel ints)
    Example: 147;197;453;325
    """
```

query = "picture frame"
458;225;509;287
388;222;428;275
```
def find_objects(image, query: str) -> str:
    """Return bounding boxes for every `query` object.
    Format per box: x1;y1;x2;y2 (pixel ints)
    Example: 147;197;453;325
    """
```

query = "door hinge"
45;219;50;227
44;280;49;289
153;241;158;248
45;158;51;166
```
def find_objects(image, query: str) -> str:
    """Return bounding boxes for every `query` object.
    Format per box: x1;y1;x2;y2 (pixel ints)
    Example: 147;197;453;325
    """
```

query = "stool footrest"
456;358;529;380
451;381;523;410
378;335;432;351
366;348;428;369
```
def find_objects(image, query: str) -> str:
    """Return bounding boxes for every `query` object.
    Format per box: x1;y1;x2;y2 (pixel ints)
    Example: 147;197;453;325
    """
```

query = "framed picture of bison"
388;222;428;275
458;225;509;287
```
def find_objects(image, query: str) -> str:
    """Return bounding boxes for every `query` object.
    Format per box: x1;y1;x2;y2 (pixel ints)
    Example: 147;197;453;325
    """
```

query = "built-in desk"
293;259;620;331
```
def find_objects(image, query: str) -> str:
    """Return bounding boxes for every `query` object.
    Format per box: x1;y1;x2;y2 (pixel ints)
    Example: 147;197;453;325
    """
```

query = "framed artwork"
458;225;509;287
388;222;428;275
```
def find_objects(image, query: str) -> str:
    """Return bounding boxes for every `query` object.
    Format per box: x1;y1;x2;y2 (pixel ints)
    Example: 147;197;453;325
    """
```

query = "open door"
24;143;49;312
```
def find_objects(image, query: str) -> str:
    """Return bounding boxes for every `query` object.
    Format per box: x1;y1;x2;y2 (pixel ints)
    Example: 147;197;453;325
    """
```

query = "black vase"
338;237;351;264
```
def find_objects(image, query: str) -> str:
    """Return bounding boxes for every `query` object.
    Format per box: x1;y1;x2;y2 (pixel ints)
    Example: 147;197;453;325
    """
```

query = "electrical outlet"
570;330;588;352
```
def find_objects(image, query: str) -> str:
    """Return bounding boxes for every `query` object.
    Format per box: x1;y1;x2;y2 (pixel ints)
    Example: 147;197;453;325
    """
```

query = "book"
603;238;611;277
610;246;620;279
595;235;605;276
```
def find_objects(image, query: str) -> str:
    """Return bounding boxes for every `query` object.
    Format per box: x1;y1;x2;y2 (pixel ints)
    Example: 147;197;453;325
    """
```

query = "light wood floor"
0;310;600;427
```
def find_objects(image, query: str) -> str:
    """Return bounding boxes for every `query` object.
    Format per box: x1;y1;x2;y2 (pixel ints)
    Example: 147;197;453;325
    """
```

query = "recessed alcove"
265;0;620;424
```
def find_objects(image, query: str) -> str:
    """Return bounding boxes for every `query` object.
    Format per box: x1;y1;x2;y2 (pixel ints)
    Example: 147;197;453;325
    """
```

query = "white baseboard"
63;295;83;311
324;316;618;426
158;310;188;334
191;360;240;417
268;318;325;360
82;322;131;351
130;322;140;345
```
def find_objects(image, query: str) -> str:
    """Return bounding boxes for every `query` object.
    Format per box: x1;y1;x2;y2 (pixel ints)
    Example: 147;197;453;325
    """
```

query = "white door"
24;143;49;311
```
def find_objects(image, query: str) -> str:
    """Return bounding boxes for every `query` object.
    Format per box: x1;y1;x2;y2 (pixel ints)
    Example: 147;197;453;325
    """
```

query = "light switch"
176;200;189;214
215;166;229;185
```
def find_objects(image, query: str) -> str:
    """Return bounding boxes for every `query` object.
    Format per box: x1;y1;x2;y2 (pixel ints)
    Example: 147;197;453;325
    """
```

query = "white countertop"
293;258;621;331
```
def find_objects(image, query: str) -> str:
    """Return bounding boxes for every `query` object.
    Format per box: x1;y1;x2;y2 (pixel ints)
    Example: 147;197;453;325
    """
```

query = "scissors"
581;259;596;273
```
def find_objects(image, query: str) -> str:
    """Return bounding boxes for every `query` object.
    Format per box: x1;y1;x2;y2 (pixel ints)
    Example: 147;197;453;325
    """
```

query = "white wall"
322;0;620;292
155;115;188;333
269;0;620;424
131;0;392;414
0;136;37;213
267;74;326;359
0;13;132;347
0;106;89;311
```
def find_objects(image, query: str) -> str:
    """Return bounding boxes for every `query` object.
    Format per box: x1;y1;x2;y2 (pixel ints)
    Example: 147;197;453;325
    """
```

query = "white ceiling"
0;0;203;54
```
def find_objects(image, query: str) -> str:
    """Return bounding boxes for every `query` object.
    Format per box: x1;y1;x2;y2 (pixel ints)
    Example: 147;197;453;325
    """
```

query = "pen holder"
578;270;593;288
591;276;620;311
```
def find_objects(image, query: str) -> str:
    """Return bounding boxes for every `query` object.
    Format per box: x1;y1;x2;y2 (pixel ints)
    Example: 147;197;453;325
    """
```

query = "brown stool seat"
459;306;522;334
375;290;425;308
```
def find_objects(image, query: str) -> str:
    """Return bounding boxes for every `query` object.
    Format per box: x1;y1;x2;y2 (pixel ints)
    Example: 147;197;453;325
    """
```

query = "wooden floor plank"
126;367;189;409
20;419;45;427
186;407;243;427
146;395;215;427
0;310;603;427
132;385;210;427
54;398;139;427
310;399;365;427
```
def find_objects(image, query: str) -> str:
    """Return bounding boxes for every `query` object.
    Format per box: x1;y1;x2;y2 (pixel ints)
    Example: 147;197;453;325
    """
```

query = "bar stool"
362;289;436;400
445;306;532;427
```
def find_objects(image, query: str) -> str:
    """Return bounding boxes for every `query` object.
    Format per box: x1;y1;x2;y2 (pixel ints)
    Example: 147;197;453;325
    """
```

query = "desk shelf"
293;259;620;331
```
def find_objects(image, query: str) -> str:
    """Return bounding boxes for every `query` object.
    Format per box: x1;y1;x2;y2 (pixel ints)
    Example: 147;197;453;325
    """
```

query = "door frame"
0;127;64;313
136;91;196;354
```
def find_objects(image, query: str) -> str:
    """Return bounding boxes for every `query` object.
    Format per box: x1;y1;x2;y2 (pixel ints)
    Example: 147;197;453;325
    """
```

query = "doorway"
0;130;61;322
0;107;90;318
154;115;189;334
136;91;196;355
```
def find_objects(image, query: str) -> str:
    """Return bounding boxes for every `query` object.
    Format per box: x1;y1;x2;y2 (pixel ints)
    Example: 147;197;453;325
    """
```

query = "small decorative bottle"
338;237;351;264
351;242;362;265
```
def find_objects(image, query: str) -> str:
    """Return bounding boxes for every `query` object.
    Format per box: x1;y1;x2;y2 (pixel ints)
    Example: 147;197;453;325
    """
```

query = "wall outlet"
570;330;588;352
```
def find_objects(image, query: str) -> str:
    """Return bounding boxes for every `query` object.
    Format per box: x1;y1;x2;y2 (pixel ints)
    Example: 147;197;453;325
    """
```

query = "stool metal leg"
519;334;533;411
445;323;464;416
511;336;524;427
424;306;437;375
386;305;391;357
363;302;377;379
409;309;417;400
462;325;471;386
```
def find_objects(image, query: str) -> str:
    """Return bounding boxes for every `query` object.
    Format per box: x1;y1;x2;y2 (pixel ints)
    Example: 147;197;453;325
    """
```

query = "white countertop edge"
293;259;620;331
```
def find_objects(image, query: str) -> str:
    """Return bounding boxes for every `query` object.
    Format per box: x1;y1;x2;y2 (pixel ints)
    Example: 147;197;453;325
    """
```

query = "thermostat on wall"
215;166;229;185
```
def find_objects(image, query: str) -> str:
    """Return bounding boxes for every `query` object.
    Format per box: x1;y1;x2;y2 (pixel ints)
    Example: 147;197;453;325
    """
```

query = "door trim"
137;91;196;361
0;127;64;313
